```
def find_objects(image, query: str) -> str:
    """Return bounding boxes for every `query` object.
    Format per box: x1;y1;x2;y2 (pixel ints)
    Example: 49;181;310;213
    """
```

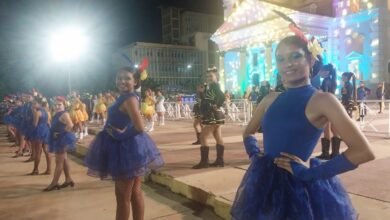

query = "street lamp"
49;26;88;94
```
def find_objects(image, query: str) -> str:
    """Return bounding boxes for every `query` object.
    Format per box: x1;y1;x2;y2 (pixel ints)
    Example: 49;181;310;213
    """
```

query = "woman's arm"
60;112;74;132
243;92;279;138
274;93;375;181
243;93;279;158
317;93;375;164
33;110;41;127
122;96;144;132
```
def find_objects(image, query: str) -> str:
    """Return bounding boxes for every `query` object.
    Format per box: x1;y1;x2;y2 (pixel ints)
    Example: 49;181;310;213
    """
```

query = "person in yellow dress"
95;93;107;124
69;96;85;139
105;92;116;108
141;89;156;132
80;101;89;136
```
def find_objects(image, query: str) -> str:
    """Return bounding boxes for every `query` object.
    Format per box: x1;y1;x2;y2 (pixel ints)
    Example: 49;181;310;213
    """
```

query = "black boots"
192;146;209;169
316;138;330;160
210;144;224;167
317;137;342;160
192;145;225;169
330;137;341;159
192;132;201;145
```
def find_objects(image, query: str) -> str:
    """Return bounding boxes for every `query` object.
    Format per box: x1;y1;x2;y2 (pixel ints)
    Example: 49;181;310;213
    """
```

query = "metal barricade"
355;100;390;138
162;99;389;137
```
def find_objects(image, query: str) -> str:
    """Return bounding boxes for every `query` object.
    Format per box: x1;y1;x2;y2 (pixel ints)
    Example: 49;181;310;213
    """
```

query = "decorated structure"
211;0;390;96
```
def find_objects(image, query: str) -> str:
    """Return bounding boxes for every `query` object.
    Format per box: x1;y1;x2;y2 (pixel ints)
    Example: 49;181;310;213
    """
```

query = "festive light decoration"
214;0;383;93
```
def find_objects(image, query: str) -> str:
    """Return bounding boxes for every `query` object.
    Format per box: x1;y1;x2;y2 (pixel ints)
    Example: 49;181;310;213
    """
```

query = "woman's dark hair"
342;72;356;100
117;66;142;90
33;97;46;105
321;64;337;93
276;35;323;78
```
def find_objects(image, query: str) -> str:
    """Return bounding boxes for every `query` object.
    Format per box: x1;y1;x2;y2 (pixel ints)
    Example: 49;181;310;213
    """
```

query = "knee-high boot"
330;137;342;158
210;144;224;167
192;132;201;145
192;146;209;169
316;138;330;160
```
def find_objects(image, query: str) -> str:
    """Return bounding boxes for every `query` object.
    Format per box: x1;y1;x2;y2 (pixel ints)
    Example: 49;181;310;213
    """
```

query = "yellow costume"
141;96;155;117
95;96;107;114
69;98;85;124
81;103;89;121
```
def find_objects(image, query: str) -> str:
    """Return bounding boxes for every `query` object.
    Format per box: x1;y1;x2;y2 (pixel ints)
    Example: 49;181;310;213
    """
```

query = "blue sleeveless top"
51;111;67;133
37;108;49;126
104;93;139;130
262;85;323;161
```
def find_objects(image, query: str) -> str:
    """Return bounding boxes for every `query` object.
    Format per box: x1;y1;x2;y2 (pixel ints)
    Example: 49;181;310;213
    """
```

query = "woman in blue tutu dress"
231;35;375;220
44;96;76;191
3;99;20;146
20;94;35;162
29;97;51;175
85;66;163;220
11;99;25;156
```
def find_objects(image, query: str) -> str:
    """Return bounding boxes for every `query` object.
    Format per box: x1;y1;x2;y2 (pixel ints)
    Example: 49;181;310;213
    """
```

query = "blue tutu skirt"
3;115;13;125
20;120;34;139
31;124;50;144
231;155;356;220
48;132;76;153
84;130;164;179
11;118;21;131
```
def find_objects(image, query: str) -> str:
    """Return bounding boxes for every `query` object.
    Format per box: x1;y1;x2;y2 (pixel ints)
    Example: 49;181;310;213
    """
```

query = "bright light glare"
49;27;88;62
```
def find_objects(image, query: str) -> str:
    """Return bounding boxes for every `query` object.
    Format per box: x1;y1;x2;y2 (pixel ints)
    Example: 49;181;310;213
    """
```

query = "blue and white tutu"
85;130;164;179
231;155;356;220
48;132;76;153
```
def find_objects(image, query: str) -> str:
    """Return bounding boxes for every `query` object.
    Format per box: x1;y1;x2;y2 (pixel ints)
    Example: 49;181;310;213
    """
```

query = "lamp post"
49;27;88;94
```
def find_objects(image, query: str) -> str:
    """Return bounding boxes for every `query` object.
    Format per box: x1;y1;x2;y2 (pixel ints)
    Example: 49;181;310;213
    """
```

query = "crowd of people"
0;32;383;219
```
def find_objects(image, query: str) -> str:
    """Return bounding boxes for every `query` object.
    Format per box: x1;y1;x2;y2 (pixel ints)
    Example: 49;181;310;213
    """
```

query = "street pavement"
86;117;390;220
0;126;222;220
1;114;390;220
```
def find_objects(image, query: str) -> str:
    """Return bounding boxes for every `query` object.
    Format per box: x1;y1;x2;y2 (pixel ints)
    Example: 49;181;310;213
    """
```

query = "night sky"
0;0;223;97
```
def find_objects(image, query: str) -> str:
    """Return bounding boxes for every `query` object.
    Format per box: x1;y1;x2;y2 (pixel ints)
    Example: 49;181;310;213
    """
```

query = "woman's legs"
63;152;73;183
30;140;42;173
330;123;342;158
317;123;331;159
192;119;202;145
210;125;225;167
115;179;135;220
212;125;224;145
131;177;144;220
160;112;165;126
157;112;162;126
47;152;65;187
192;125;213;169
146;115;154;132
14;132;25;156
42;144;51;174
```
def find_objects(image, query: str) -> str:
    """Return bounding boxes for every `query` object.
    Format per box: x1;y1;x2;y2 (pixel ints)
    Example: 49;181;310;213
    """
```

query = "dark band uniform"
200;83;225;125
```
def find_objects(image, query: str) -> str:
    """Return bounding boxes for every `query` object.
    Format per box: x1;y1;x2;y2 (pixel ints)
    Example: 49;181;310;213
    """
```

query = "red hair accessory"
139;57;149;71
56;96;66;103
288;23;308;43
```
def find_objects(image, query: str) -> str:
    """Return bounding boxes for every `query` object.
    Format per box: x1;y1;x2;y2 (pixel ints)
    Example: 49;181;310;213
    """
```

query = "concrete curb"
149;172;232;220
